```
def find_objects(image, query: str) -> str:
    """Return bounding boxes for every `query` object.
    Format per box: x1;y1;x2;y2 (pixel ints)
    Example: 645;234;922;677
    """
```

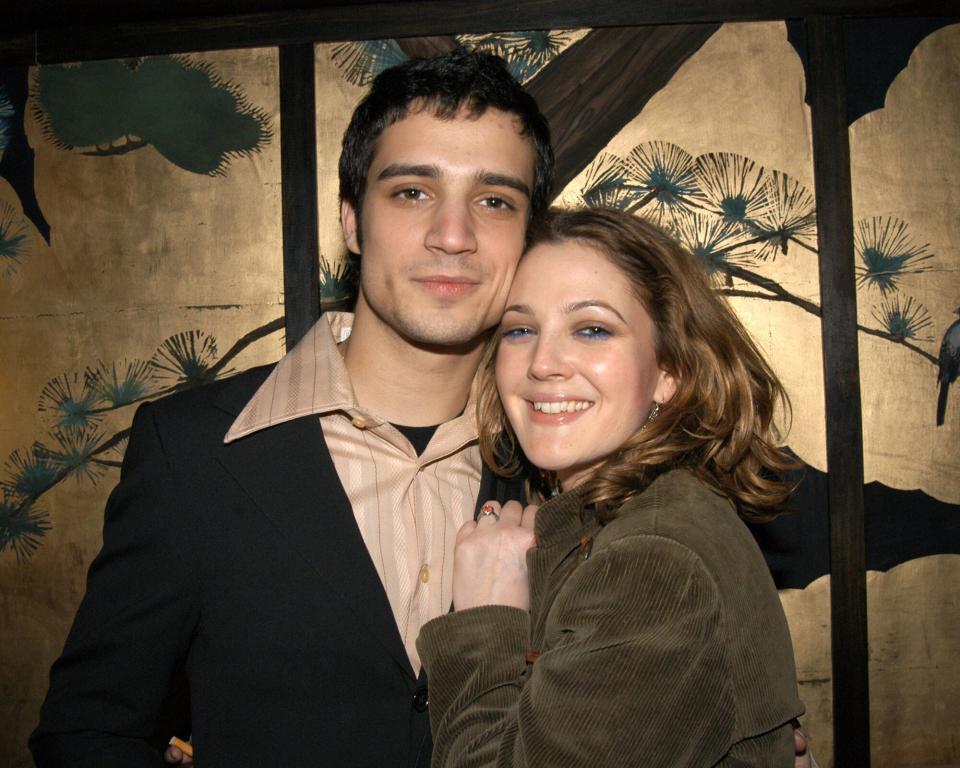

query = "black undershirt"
392;422;440;456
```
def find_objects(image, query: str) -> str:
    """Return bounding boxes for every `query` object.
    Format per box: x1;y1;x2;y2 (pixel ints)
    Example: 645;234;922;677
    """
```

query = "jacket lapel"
213;381;415;681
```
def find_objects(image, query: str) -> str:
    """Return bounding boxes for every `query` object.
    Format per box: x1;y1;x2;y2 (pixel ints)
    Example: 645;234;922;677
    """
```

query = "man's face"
341;107;535;348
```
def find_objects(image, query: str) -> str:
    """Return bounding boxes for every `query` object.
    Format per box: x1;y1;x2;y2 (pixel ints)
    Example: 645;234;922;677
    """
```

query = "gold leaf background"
1;23;957;767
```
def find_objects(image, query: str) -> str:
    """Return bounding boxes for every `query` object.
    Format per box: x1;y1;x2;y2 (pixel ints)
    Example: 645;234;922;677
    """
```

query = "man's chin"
398;319;493;354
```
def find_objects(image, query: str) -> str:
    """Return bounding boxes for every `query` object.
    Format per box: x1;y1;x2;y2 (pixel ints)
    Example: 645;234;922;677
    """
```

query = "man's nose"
425;199;478;256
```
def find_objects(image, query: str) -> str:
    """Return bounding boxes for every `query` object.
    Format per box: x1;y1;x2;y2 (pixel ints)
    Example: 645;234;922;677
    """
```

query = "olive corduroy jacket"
417;469;804;767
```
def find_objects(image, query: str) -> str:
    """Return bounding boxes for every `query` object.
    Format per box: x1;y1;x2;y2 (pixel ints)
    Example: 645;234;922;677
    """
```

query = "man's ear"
341;199;361;255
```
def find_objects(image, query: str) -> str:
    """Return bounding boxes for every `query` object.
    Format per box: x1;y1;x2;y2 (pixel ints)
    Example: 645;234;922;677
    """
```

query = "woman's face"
496;240;677;490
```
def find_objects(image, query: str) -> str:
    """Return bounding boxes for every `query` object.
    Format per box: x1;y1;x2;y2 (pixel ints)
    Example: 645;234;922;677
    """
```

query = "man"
30;49;550;768
31;49;812;767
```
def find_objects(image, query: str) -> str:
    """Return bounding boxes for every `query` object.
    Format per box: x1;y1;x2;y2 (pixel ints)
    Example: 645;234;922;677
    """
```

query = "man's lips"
413;276;480;298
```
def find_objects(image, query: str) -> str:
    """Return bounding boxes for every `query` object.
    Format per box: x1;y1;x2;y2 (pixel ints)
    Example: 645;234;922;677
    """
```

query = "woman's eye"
501;326;534;340
575;326;611;339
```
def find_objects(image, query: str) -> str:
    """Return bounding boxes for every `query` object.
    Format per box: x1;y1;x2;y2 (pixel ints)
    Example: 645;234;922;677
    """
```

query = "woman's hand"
453;500;538;611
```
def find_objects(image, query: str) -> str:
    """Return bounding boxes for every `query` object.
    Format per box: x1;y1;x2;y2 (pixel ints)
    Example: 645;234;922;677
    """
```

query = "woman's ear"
654;369;678;405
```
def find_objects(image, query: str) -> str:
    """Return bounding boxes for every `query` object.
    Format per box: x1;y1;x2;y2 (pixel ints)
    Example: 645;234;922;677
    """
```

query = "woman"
417;208;805;766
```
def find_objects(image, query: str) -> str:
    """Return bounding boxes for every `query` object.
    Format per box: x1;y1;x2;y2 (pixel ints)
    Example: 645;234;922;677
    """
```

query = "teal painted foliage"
0;493;50;563
0;200;30;275
0;84;13;151
1;448;54;563
87;360;156;408
2;447;58;500
0;328;244;561
32;56;273;175
856;216;934;294
458;31;578;83
40;426;106;484
330;40;408;86
329;32;576;88
37;373;102;431
872;295;933;342
320;254;356;310
2;313;294;562
150;330;219;387
578;141;939;366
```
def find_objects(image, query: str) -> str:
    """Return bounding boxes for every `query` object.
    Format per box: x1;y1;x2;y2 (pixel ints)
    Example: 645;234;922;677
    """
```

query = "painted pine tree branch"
3;316;286;546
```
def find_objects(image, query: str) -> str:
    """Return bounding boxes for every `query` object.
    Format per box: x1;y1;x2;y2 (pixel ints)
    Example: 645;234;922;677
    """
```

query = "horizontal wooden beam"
3;0;955;66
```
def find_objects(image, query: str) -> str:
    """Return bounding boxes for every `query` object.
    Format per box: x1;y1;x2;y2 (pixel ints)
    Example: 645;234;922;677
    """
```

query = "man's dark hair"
338;47;554;221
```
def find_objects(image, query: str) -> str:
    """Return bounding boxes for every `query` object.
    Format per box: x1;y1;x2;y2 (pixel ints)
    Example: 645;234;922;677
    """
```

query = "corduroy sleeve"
417;534;777;768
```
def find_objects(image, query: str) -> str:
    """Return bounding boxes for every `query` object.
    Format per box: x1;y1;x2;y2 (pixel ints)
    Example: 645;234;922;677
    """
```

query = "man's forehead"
368;106;534;182
395;97;516;129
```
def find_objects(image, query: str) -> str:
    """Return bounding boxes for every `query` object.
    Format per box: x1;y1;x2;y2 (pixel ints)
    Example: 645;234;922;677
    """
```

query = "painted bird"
936;306;960;426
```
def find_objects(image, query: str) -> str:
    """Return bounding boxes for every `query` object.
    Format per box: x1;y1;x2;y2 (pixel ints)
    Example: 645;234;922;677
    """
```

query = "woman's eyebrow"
564;300;627;323
503;300;627;323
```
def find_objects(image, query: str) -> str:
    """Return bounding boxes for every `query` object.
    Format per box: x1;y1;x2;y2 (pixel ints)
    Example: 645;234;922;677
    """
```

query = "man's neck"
343;305;487;427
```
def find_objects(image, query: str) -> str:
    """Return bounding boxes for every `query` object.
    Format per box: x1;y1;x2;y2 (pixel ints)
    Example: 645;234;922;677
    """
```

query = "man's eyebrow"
477;172;531;198
376;163;439;181
375;164;530;199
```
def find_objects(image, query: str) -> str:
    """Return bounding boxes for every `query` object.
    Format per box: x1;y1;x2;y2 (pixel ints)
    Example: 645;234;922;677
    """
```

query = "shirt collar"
224;311;480;457
224;312;357;443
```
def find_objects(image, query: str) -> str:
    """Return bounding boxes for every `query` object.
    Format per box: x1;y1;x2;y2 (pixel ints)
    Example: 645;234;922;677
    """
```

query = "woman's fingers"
476;500;502;525
498;500;523;525
521;504;539;529
454;500;537;611
477;499;531;527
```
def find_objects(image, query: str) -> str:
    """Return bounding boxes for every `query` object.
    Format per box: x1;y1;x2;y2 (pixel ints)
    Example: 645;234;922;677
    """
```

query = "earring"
645;401;661;425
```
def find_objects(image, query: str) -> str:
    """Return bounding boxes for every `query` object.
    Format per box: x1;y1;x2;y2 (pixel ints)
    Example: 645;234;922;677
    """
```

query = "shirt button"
412;686;429;712
351;416;368;429
419;565;430;584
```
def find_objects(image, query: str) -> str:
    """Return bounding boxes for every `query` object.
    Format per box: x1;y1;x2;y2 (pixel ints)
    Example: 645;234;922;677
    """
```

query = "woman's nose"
528;335;572;380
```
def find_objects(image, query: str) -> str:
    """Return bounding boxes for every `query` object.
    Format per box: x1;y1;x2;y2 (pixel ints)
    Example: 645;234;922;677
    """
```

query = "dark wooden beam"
395;36;458;59
806;16;871;765
279;42;320;350
3;0;955;66
526;24;719;193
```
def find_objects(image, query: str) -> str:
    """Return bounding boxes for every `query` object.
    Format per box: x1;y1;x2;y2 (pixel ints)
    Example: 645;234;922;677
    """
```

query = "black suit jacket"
30;366;524;768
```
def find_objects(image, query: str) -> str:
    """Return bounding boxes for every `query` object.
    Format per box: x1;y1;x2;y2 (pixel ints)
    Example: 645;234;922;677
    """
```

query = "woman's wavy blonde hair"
476;207;797;522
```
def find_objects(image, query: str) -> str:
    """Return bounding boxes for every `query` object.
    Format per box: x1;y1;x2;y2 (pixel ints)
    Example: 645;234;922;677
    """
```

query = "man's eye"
575;326;611;339
480;196;513;210
396;188;426;201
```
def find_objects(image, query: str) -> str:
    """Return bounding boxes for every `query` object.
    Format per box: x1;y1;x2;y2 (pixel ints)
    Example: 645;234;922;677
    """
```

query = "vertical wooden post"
279;43;320;351
806;16;871;766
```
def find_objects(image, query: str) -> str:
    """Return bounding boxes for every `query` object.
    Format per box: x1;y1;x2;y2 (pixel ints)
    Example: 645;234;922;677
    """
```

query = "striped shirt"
224;312;482;674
